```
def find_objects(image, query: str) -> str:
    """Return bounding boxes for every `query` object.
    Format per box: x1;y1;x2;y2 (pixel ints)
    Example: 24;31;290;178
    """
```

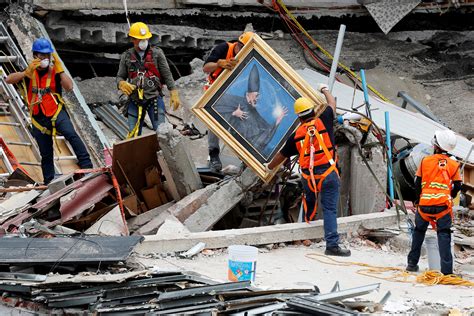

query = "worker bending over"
266;84;350;257
202;31;254;172
6;38;92;184
407;130;462;275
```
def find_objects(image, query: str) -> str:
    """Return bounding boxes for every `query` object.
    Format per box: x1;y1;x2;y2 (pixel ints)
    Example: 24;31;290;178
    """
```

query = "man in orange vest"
406;130;462;275
265;84;350;257
202;31;253;172
6;38;92;184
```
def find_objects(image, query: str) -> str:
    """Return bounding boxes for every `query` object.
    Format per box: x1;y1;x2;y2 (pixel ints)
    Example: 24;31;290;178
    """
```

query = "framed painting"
192;34;326;182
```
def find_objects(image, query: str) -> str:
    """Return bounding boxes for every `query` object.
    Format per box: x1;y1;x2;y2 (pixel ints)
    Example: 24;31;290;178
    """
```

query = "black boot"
325;246;351;257
406;264;419;272
209;148;222;172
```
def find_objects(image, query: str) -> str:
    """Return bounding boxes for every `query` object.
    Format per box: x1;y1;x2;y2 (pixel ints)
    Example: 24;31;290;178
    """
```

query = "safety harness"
127;48;162;138
417;156;455;230
204;42;237;91
27;68;65;150
297;119;338;222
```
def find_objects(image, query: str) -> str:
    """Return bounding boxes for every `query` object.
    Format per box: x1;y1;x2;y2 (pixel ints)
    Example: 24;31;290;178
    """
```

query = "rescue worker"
265;84;351;257
406;130;462;275
202;31;254;172
117;22;180;138
6;38;93;184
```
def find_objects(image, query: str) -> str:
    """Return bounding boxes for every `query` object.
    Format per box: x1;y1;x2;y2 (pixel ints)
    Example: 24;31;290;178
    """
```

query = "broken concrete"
85;205;128;236
133;210;175;236
47;174;75;194
156;216;190;236
157;123;203;198
136;210;399;254
127;202;174;233
184;178;244;232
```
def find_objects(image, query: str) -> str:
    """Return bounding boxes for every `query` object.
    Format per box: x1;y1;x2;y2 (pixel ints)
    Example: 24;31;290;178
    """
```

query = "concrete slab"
184;179;243;232
85;206;128;236
136;210;399;254
127;202;174;233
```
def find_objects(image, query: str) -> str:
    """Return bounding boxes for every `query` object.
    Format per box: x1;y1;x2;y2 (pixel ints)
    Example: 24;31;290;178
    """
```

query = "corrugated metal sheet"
297;68;474;163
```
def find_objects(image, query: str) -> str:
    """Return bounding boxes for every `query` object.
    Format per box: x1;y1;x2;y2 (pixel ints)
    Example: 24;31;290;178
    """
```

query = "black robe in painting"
213;93;278;154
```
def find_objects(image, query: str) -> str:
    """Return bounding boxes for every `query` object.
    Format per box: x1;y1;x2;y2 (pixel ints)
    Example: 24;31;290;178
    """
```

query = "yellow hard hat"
129;22;152;40
238;32;254;45
294;97;315;116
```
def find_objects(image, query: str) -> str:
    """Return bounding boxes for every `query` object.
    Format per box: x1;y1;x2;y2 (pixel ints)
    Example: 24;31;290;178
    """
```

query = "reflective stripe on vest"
27;68;58;117
418;155;457;207
295;119;335;169
207;42;237;86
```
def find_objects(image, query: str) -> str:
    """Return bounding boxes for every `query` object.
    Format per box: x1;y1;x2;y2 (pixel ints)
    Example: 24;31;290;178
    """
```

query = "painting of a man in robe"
209;57;299;162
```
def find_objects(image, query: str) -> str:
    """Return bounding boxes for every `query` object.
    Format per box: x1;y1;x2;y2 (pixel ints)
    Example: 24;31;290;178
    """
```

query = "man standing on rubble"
406;130;462;275
6;38;92;184
202;31;254;172
265;84;350;257
117;22;181;138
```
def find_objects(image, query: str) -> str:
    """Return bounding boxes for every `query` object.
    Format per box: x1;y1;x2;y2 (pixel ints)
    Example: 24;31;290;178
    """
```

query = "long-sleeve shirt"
116;46;175;101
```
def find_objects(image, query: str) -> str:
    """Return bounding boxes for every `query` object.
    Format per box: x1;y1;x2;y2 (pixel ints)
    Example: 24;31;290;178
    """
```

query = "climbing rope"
306;253;474;286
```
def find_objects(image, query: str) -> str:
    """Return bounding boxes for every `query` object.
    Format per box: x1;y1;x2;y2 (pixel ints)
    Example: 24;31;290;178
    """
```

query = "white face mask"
138;40;148;51
40;59;50;69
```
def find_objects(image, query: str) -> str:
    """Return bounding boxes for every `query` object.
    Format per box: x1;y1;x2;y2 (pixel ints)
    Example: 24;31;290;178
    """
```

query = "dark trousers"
407;205;453;275
127;97;165;135
31;110;93;184
301;166;340;248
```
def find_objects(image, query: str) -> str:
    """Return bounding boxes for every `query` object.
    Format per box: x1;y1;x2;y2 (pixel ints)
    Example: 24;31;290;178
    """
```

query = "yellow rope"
276;0;390;102
306;253;474;286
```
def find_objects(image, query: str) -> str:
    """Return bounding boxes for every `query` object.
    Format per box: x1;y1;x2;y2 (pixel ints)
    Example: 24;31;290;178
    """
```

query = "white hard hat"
432;130;457;152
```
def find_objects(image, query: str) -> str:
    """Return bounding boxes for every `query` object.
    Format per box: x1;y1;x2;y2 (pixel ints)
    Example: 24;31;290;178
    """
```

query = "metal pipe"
385;111;395;201
360;69;371;118
328;24;346;92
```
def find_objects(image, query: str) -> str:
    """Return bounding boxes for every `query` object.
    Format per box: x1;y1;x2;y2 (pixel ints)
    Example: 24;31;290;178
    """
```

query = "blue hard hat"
32;38;54;54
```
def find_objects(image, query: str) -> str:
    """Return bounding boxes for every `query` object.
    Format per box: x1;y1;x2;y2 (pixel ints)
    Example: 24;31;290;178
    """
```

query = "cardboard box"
141;185;163;210
145;166;161;187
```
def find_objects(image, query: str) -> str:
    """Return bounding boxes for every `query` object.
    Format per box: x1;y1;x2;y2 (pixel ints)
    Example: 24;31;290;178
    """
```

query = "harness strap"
417;203;452;231
127;104;144;138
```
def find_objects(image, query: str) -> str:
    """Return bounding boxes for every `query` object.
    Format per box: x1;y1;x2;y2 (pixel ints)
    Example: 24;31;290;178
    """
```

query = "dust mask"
138;40;148;51
40;59;50;69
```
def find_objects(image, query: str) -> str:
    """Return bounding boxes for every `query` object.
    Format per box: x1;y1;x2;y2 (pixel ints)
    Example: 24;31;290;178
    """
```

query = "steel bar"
385;112;395;201
0;121;21;126
0;186;47;193
397;91;442;123
158;281;251;301
328;24;346;92
360;69;371;119
305;283;380;303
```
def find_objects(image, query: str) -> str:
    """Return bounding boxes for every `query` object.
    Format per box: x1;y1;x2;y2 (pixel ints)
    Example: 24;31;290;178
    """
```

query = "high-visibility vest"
418;154;460;207
27;68;58;117
207;42;237;86
295;118;335;170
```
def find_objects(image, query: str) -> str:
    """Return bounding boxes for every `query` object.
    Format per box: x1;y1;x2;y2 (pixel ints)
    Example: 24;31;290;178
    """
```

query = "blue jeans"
407;206;453;274
301;166;340;248
32;110;92;184
127;97;165;135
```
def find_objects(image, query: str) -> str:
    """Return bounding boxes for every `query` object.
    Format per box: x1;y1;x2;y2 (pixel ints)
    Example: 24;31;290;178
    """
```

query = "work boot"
406;264;419;272
325;246;351;257
209;148;222;172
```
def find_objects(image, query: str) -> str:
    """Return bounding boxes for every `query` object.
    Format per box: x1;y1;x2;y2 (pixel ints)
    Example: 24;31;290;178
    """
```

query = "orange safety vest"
27;67;59;117
204;42;237;90
417;154;460;229
295;118;338;222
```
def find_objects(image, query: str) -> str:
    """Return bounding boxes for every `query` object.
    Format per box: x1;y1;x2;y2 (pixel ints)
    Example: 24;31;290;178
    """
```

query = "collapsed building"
0;0;473;314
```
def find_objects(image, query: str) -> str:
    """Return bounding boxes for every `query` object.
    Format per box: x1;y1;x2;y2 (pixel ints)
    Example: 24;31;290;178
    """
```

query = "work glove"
118;80;136;96
217;58;238;70
24;59;41;79
317;83;329;93
170;89;181;111
263;162;273;174
52;52;64;74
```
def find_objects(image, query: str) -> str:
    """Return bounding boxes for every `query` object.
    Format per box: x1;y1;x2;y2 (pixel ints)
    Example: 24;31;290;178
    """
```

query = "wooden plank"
112;133;160;201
